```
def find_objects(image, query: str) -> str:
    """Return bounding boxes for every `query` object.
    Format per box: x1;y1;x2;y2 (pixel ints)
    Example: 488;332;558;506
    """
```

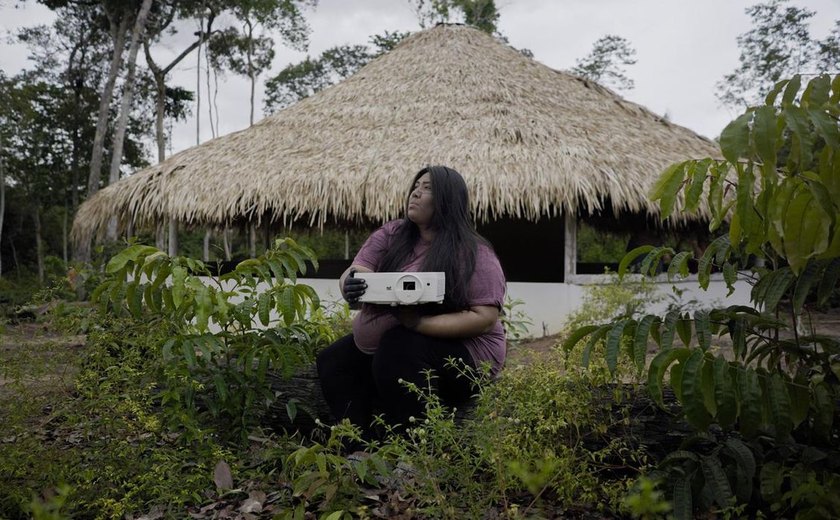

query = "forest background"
0;0;838;303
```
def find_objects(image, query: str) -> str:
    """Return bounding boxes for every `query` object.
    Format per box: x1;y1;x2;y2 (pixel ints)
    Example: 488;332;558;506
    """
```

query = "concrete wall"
299;274;754;339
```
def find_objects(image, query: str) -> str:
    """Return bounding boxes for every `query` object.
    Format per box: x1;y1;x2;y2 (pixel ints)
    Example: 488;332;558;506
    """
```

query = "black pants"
316;326;477;440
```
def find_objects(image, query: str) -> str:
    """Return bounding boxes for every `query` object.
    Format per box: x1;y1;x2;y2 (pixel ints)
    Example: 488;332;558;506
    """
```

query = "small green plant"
501;296;532;346
28;484;71;520
623;476;671;519
93;238;333;443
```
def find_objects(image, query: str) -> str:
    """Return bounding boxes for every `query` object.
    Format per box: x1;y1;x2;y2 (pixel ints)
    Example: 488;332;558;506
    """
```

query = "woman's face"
407;172;435;227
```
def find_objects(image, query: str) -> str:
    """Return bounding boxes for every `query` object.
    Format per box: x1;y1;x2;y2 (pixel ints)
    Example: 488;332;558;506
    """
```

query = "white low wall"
300;274;754;339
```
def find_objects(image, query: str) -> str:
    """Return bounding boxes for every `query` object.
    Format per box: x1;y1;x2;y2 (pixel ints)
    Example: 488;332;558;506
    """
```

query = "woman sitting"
316;165;506;442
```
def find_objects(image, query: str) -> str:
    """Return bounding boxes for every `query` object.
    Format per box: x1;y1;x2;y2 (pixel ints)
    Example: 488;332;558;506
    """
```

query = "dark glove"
343;269;367;303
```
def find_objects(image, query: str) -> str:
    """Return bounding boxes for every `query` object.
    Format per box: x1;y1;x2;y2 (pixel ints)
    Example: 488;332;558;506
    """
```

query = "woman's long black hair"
378;166;488;310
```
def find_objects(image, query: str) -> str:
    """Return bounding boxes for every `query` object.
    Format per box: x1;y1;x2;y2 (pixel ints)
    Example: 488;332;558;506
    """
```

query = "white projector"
356;272;446;305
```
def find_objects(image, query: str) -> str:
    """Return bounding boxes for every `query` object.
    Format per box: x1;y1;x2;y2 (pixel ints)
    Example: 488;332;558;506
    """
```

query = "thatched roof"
73;24;718;242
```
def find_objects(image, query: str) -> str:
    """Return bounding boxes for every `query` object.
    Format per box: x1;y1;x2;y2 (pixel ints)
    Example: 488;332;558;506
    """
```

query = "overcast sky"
1;0;838;157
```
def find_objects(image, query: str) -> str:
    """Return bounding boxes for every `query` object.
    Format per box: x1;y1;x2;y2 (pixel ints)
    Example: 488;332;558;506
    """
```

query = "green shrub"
565;74;840;519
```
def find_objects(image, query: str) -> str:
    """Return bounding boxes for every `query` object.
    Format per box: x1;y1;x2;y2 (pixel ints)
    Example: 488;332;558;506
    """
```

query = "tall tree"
264;31;407;113
143;0;214;164
0;75;73;282
105;0;154;240
409;0;499;34
571;35;637;92
15;4;126;260
209;0;314;126
717;0;837;109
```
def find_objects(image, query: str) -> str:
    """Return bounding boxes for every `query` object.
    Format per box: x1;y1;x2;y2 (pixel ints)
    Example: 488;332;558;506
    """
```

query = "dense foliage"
565;73;840;518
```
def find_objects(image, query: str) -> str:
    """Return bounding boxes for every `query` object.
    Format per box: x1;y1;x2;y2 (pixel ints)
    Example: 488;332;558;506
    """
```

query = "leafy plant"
564;73;840;519
92;237;334;443
501;296;532;346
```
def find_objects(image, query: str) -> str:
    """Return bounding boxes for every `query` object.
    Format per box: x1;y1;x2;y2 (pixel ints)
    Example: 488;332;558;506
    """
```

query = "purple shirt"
351;220;507;374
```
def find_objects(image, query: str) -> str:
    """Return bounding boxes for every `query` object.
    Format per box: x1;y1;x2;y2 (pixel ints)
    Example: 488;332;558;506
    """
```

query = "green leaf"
752;106;778;171
661;310;680;350
701;354;717;415
258;292;272;326
698;236;730;289
759;462;785;502
810;108;840;149
605;320;628;376
765;375;791;442
648;348;691;408
714;357;737;429
781;75;801;106
681;349;712;429
670;359;686;401
286;399;298;423
724;437;756;503
802;74;831;108
633;315;658;374
144;284;160;313
764;78;788;106
734;163;756;251
720;112;752;164
650;161;688;220
676;315;692;348
832;74;840;103
787;375;810;429
792;260;822;315
672;475;693;520
685;159;711;213
723;262;737;296
581;325;611;369
812;382;835;442
619;245;655;278
667;251;692;281
128;282;144;318
279;286;296;326
737;368;762;439
700;455;734;508
759;267;795;313
560;325;600;352
783;185;832;272
785;105;815;171
640;247;674;277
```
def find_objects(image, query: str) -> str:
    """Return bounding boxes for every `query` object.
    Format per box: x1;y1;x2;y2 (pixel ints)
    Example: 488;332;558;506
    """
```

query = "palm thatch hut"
73;24;733;333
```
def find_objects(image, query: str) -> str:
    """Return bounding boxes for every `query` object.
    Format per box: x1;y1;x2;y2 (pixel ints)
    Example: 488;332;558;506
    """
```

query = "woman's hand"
342;269;367;303
339;265;372;308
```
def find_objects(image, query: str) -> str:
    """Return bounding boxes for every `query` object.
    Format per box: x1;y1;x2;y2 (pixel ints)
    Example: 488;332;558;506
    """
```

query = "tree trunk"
144;17;210;163
62;202;68;263
106;0;155;242
203;229;211;261
79;11;129;262
33;207;44;284
86;11;129;199
10;237;18;273
0;159;5;277
247;19;256;126
168;218;178;256
155;220;166;250
196;13;201;146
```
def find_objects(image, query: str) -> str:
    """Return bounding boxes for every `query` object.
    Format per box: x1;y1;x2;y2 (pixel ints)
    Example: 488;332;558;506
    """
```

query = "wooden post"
168;218;178;256
563;211;577;282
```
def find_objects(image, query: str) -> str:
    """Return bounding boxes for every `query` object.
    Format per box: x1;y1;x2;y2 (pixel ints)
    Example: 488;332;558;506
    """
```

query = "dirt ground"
3;307;840;386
